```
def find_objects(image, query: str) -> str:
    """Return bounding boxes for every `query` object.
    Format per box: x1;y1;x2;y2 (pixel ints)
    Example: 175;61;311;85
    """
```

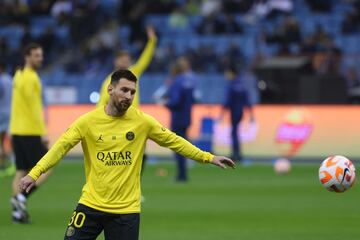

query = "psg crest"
126;132;135;141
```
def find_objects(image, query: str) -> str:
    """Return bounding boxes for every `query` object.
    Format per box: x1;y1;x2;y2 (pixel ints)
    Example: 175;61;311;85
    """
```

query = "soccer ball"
274;158;291;174
319;155;356;193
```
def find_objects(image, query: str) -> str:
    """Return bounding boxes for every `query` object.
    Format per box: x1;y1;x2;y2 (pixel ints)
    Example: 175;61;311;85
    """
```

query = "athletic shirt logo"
126;132;135;141
96;134;104;142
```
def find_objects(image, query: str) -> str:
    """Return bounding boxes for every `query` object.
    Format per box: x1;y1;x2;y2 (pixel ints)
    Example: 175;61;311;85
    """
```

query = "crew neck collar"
102;106;129;119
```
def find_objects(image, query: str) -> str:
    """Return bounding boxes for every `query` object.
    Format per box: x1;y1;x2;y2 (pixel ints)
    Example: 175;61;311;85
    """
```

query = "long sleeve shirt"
28;106;213;214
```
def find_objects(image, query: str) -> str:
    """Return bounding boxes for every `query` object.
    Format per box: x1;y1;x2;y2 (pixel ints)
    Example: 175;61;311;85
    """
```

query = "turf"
0;161;359;240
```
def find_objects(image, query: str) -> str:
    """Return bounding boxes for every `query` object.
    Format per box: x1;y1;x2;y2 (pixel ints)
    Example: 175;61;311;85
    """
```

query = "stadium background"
1;0;360;240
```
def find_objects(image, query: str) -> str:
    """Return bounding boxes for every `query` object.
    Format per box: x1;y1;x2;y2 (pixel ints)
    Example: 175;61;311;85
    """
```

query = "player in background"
9;43;52;223
97;25;157;108
19;69;235;240
219;65;255;162
0;61;14;177
165;57;197;182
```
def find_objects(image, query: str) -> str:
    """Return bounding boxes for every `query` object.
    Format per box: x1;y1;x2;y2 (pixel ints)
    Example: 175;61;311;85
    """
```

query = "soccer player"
9;43;52;223
97;25;157;108
219;65;255;162
97;26;157;187
20;69;235;240
0;61;13;175
165;57;196;182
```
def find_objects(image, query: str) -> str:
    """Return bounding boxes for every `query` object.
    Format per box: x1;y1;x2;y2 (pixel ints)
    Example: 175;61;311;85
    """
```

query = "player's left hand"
19;175;36;193
211;156;236;169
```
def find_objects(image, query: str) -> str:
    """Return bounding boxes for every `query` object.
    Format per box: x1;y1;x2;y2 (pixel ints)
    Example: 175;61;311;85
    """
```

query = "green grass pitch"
0;160;359;240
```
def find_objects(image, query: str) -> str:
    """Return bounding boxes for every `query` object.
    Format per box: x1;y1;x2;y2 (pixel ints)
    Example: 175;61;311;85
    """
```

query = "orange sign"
45;104;360;159
275;108;313;157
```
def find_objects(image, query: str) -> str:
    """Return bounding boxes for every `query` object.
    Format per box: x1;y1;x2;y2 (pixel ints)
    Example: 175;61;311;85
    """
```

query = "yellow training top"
28;106;213;214
97;37;157;108
9;67;46;136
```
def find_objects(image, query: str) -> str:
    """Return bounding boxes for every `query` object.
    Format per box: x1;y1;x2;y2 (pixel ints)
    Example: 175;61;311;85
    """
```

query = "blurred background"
0;0;359;103
1;1;360;239
2;0;360;160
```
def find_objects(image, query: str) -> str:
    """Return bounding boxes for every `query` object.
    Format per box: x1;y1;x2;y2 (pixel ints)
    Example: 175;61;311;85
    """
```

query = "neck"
25;63;35;70
105;102;126;117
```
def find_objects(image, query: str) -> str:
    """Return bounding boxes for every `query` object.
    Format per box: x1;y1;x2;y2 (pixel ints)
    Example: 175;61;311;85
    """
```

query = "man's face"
225;70;236;81
178;57;190;72
25;48;43;69
108;78;136;113
114;55;131;70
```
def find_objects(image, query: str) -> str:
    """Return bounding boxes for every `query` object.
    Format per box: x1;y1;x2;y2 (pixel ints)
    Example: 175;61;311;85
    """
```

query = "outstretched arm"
129;25;157;75
19;119;84;193
147;114;235;169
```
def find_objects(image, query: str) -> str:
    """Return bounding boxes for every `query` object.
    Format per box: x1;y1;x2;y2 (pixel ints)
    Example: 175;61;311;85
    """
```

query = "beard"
114;100;131;113
31;60;43;70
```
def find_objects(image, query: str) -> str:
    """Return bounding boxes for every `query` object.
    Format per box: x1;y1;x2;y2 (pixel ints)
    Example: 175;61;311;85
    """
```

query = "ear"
107;84;114;96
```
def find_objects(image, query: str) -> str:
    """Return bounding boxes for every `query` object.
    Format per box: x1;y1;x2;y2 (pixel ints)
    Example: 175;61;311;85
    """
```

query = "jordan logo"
97;134;104;142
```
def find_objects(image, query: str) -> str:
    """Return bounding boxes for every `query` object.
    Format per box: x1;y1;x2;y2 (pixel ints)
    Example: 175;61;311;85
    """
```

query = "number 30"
68;211;86;228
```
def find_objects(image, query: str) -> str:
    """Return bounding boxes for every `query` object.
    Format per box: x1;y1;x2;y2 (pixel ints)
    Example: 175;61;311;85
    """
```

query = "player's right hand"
19;175;36;193
146;25;157;39
41;135;50;148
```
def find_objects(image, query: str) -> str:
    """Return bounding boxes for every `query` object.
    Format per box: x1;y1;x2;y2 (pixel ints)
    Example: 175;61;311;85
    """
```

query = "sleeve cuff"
28;167;42;181
203;152;214;163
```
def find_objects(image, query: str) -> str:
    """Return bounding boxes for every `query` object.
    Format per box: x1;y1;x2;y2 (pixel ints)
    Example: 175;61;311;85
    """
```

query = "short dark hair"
24;43;42;57
226;64;239;75
111;69;137;85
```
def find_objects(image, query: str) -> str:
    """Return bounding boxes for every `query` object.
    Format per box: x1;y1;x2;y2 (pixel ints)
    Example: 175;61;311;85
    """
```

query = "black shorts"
12;135;48;170
64;204;140;240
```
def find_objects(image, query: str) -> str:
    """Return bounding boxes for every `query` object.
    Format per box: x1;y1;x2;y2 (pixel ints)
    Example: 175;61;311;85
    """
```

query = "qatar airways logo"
96;151;132;166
